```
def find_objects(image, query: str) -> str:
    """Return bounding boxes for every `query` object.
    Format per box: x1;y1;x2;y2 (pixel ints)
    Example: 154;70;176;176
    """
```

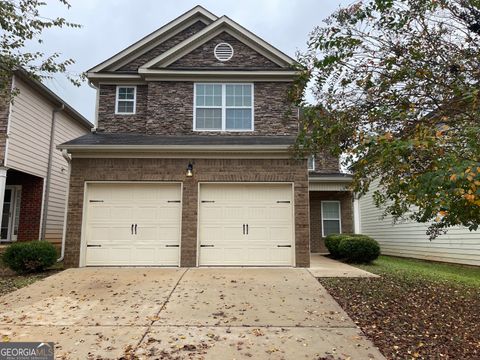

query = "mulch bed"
0;270;59;296
320;275;480;359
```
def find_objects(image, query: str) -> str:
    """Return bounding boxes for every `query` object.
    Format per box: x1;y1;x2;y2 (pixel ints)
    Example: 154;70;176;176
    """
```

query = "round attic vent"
214;43;234;61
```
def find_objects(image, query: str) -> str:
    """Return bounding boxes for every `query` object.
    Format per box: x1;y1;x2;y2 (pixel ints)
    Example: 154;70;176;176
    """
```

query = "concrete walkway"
309;254;380;278
0;268;384;359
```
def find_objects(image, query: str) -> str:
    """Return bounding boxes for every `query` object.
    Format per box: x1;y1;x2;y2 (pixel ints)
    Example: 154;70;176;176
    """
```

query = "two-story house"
0;69;92;253
59;6;355;268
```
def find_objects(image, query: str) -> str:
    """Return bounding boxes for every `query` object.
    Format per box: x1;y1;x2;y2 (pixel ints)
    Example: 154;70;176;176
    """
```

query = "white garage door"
84;183;181;266
199;183;294;266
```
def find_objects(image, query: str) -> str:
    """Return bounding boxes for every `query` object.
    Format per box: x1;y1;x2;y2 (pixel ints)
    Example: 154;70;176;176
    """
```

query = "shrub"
2;241;57;273
338;235;380;263
324;233;346;258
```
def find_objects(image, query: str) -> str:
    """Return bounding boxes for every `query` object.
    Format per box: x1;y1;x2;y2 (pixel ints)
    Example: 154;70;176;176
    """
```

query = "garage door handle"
168;200;181;203
277;245;291;248
131;224;134;234
201;200;215;203
277;201;290;203
200;245;214;247
243;224;245;235
134;224;137;234
246;224;248;235
87;244;102;247
166;245;179;247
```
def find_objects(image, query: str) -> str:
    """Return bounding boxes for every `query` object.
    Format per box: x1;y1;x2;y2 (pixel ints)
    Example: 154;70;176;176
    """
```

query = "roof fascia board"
58;144;292;152
87;6;218;73
308;176;353;183
138;69;298;82
140;17;295;70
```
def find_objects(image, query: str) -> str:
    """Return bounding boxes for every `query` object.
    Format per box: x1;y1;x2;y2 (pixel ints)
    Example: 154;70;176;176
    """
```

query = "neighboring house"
359;181;480;266
0;70;92;249
59;6;354;268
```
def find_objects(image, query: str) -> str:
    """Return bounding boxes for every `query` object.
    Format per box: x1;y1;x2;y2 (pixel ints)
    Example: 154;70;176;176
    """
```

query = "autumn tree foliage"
0;0;81;93
291;0;480;238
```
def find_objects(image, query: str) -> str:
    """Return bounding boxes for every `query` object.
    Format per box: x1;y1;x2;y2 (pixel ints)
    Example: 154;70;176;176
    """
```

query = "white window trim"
308;155;315;171
115;85;137;115
193;83;254;132
321;200;342;237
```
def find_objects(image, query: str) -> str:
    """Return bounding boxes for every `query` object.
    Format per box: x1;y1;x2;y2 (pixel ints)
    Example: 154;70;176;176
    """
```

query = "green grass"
356;255;480;288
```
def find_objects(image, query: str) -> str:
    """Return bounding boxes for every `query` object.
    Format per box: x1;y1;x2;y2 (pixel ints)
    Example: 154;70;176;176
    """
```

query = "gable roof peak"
87;5;218;74
139;15;296;70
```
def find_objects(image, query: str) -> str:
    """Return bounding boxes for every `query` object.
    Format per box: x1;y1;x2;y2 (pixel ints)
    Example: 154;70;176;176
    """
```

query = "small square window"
115;86;136;114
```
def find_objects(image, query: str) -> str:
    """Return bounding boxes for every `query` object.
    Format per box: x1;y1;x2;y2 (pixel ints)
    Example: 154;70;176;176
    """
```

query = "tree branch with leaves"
0;0;82;93
290;0;480;238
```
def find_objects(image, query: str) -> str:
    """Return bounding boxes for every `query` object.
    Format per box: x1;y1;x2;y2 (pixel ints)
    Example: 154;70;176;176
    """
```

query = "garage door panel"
85;183;181;266
88;224;133;242
270;227;293;242
199;183;293;266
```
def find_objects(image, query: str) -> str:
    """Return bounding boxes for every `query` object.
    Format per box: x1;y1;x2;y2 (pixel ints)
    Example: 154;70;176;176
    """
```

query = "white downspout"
57;149;71;262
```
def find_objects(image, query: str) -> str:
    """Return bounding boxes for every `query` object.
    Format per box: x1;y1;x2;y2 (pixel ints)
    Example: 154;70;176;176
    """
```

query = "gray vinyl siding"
44;111;87;243
6;76;90;244
6;77;51;177
359;181;480;266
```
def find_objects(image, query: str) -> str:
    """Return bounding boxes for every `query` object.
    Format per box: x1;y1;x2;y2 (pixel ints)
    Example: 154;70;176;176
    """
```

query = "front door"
0;186;22;242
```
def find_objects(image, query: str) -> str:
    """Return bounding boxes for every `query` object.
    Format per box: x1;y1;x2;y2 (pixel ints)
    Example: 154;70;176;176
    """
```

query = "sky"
34;0;350;122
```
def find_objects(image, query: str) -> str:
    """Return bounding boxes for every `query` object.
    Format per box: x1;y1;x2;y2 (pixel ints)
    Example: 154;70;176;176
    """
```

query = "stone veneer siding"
313;152;340;174
309;191;353;253
118;21;208;72
98;82;297;135
64;157;310;268
97;85;148;133
168;32;281;70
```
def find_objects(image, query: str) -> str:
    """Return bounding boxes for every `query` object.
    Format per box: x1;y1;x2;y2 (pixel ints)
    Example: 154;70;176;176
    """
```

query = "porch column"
0;167;7;233
353;196;361;234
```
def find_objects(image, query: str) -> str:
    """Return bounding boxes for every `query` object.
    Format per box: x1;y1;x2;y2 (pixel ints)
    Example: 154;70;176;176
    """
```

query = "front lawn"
320;255;480;359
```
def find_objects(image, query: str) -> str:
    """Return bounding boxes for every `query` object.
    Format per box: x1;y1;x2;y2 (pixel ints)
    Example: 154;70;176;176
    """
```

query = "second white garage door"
198;183;294;266
84;183;182;266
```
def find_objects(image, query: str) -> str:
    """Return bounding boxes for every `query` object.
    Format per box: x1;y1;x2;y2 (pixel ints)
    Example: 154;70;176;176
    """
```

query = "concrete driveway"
0;268;384;359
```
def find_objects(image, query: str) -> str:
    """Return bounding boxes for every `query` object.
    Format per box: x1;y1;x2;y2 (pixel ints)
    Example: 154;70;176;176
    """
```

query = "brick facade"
168;32;281;70
119;21;208;72
64;157;310;268
309;191;353;253
6;170;43;241
97;82;298;136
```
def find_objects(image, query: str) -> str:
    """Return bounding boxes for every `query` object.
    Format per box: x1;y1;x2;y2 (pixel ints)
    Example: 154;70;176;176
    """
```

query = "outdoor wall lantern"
186;162;194;177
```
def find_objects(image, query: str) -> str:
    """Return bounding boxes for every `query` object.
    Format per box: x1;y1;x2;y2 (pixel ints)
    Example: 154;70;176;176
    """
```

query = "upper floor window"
194;83;253;131
115;86;136;114
308;155;315;171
